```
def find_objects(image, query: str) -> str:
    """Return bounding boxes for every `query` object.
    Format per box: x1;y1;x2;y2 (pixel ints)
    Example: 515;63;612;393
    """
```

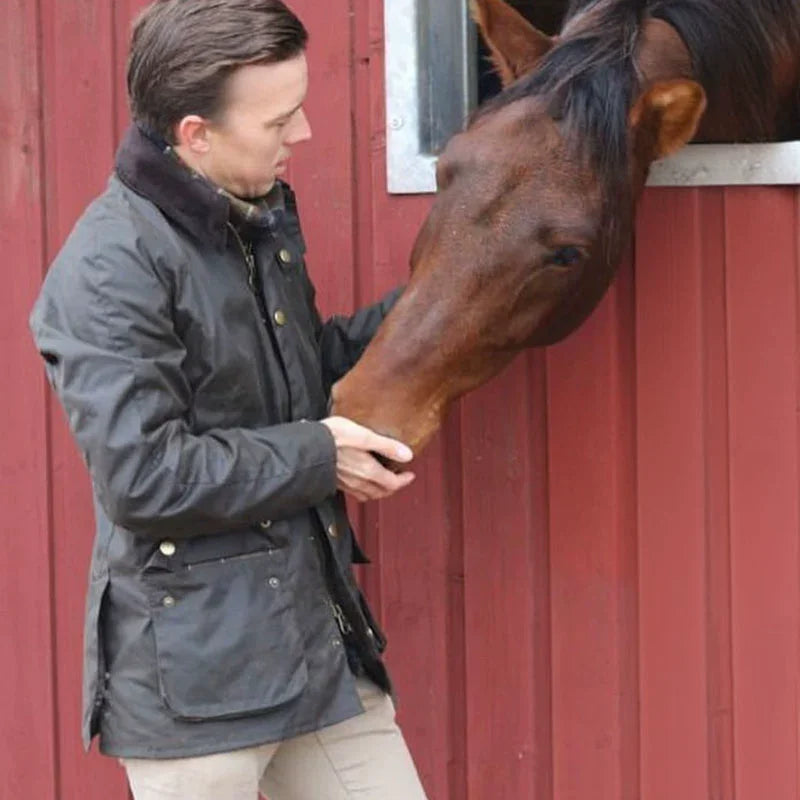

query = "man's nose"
288;108;312;144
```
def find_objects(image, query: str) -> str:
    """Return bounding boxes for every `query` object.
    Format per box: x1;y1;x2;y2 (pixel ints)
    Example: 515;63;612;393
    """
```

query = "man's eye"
547;246;583;267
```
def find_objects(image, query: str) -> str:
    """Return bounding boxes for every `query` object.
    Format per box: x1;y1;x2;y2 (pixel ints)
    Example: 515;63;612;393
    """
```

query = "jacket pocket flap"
147;552;307;720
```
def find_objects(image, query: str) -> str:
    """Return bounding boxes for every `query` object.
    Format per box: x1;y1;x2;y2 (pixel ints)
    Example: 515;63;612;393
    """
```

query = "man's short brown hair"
127;0;308;143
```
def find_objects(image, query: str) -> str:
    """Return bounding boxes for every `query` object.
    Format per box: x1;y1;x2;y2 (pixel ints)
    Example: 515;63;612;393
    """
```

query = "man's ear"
470;0;555;87
629;79;707;159
174;115;212;154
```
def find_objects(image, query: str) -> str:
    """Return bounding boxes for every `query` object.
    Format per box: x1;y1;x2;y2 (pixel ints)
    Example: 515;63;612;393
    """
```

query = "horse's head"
332;0;707;452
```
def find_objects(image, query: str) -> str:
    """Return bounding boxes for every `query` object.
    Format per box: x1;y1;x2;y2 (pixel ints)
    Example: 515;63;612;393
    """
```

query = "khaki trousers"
121;679;428;800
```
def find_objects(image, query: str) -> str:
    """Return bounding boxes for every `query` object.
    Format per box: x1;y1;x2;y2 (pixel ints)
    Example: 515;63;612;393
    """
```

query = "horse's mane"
648;0;798;137
472;0;797;248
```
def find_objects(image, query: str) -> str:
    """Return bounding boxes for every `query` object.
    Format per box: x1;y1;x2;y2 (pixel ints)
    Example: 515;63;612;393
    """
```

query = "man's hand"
320;416;415;502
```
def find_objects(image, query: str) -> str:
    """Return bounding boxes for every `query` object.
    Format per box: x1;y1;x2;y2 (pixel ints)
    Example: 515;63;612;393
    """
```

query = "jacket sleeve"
302;273;403;393
285;182;403;391
29;238;338;540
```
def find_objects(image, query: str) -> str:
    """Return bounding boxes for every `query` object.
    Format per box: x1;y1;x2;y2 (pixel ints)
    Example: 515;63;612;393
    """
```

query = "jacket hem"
97;696;368;760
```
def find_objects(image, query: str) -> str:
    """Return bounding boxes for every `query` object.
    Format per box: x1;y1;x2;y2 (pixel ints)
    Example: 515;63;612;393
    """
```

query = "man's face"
201;53;311;198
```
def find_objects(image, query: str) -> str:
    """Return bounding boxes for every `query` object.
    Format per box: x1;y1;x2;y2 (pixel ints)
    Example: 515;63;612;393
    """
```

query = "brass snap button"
273;309;287;326
159;540;176;557
327;523;338;539
278;248;292;264
162;595;176;608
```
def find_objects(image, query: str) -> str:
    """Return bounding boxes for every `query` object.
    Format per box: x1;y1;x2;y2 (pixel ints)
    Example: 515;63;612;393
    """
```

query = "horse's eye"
548;246;583;267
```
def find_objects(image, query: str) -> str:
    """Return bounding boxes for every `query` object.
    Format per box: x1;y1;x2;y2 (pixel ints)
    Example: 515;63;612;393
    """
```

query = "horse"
331;0;800;454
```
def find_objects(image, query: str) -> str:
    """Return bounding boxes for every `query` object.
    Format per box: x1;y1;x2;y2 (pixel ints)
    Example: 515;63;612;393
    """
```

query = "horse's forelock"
520;0;645;255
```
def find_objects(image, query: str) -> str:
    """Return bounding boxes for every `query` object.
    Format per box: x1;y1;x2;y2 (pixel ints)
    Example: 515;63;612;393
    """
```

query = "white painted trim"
647;142;800;187
385;0;430;193
384;0;473;194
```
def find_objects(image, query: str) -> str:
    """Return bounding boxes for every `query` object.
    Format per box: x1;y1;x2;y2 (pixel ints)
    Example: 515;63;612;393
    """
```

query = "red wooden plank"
368;433;463;800
349;0;383;609
460;353;553;800
0;0;58;796
287;0;357;318
725;187;799;800
438;413;468;800
545;258;639;800
635;188;711;800
39;0;130;796
113;0;151;141
698;190;736;800
360;2;466;797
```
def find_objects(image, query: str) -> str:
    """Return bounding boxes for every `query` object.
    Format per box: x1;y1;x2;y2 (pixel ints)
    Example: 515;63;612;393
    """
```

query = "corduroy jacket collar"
114;123;286;250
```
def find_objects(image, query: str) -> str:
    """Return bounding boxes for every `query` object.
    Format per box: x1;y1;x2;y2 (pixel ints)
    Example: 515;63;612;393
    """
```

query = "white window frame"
384;0;800;194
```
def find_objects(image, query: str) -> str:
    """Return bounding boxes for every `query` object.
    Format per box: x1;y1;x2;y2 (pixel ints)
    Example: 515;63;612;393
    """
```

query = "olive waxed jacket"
29;124;401;758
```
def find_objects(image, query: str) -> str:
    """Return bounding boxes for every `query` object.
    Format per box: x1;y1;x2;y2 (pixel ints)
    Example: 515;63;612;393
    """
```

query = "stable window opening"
384;0;800;193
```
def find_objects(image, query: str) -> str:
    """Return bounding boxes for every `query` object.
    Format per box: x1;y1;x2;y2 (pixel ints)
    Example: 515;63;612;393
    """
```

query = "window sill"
647;142;800;187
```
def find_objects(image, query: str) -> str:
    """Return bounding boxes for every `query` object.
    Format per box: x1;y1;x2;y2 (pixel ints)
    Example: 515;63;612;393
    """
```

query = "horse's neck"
637;15;800;142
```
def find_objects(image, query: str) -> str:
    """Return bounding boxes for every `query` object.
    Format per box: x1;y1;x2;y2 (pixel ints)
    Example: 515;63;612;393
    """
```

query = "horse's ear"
470;0;555;87
629;79;707;159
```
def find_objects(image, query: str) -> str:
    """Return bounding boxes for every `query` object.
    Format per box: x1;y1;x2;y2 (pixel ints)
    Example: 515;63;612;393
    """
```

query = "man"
29;1;429;798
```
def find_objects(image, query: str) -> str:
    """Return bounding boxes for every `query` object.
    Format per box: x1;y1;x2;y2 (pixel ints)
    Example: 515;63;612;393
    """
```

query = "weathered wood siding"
4;1;799;798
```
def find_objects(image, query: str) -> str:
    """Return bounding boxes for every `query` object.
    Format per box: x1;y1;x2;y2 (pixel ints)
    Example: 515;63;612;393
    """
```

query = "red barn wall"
4;1;799;798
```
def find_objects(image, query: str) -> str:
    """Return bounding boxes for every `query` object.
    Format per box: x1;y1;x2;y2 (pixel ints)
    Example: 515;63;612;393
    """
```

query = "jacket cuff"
298;419;338;500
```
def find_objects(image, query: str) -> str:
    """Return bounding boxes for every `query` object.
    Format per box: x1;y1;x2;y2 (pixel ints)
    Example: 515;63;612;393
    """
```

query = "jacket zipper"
227;222;258;297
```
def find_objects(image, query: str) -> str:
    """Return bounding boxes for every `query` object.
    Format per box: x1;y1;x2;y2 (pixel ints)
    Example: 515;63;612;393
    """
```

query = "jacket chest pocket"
144;548;307;721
